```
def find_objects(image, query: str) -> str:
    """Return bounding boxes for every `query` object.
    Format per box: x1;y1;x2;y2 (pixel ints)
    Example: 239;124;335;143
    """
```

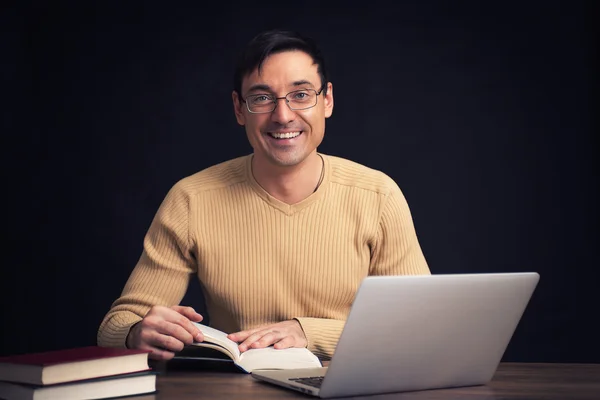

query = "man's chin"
263;152;306;168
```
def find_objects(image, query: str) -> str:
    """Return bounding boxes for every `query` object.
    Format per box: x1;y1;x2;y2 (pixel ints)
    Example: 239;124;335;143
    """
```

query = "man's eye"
292;91;309;100
251;95;272;104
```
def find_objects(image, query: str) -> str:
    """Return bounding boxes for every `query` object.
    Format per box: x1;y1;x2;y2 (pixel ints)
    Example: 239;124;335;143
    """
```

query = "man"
97;29;430;361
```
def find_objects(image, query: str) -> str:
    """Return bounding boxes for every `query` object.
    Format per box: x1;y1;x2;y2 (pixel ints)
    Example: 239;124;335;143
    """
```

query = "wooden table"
142;360;600;399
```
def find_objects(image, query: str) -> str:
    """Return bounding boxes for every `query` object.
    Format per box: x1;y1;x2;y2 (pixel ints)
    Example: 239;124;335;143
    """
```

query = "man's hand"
126;305;204;361
227;320;307;352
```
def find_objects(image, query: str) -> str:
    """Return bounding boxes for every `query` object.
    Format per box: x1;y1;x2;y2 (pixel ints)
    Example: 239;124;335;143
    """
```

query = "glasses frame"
241;83;326;114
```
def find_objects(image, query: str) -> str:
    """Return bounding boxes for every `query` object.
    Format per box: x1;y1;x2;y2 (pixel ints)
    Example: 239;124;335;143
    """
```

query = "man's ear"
232;91;246;126
324;82;334;118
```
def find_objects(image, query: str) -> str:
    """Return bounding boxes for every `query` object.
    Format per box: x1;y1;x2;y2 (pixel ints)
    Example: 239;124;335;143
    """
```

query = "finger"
227;327;262;342
164;310;204;342
142;344;176;361
273;335;296;350
250;332;282;349
152;318;198;345
171;305;204;323
139;331;184;359
239;330;282;352
238;330;266;351
170;306;204;342
155;331;187;353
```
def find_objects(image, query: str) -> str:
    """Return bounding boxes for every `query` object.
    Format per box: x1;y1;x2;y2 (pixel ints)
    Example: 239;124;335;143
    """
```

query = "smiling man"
98;30;430;361
233;49;331;206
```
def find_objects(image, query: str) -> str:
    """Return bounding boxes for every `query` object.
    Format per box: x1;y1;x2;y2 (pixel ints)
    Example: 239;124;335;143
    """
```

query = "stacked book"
0;346;156;400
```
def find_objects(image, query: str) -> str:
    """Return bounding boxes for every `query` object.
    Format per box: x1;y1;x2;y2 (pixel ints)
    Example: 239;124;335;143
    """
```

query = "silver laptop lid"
319;272;539;398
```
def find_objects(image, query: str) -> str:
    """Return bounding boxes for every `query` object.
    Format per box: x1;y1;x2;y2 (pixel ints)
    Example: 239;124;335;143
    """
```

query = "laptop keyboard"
289;376;325;389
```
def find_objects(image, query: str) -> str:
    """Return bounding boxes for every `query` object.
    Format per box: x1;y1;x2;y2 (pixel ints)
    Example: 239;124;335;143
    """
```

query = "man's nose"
270;98;295;124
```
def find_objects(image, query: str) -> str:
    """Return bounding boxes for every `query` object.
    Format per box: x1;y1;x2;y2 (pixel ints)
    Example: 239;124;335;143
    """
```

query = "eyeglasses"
241;84;326;114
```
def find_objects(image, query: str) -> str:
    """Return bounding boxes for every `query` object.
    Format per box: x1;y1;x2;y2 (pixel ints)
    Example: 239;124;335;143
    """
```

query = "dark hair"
233;30;328;99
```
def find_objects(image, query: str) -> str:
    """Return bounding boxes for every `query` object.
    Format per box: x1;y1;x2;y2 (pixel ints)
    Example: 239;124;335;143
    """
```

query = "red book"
0;346;151;385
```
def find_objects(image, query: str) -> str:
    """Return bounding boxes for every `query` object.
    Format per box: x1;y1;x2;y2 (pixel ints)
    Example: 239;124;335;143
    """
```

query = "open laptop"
252;272;540;398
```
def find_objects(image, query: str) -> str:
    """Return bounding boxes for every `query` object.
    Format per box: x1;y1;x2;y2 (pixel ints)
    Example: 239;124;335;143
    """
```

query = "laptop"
251;272;540;398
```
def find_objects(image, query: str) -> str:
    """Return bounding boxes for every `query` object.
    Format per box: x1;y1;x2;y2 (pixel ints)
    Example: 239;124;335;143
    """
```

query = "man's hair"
233;29;328;99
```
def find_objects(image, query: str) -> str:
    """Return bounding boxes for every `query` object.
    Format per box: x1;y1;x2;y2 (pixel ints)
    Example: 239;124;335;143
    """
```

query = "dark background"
1;1;597;362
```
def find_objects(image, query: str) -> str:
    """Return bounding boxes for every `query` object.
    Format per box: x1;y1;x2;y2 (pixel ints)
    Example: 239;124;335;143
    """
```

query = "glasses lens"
287;89;317;110
247;94;275;113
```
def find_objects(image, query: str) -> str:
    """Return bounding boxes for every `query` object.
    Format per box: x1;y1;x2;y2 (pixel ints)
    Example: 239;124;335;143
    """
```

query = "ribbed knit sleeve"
97;183;195;348
294;318;346;359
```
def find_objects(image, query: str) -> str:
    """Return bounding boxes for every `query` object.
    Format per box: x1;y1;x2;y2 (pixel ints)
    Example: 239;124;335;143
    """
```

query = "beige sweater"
97;153;430;359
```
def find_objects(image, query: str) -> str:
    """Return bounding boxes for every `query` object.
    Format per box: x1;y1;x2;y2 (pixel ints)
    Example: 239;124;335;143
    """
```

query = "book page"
191;323;241;361
176;345;235;363
236;347;322;373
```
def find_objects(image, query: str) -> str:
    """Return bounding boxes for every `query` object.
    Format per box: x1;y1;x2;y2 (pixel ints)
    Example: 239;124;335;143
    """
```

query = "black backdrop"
1;1;598;362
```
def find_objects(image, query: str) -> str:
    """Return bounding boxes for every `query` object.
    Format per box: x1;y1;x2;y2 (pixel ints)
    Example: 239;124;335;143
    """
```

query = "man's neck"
251;153;324;205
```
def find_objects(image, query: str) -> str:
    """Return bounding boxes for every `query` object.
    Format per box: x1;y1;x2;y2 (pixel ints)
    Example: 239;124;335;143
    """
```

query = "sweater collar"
245;153;330;216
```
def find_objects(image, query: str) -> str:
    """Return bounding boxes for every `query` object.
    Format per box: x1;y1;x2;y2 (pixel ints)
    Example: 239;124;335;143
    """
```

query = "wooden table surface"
139;360;600;399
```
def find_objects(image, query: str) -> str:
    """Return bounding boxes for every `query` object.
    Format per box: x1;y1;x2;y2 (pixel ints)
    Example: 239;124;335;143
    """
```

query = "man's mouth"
267;131;302;139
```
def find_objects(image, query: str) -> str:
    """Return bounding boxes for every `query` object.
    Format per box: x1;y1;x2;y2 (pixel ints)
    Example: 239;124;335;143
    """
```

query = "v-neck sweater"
98;153;430;359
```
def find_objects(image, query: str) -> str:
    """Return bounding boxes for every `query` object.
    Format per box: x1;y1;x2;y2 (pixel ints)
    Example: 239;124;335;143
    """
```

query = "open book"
179;323;322;373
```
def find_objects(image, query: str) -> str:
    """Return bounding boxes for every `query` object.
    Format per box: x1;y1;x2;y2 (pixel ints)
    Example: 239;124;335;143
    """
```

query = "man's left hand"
227;320;307;352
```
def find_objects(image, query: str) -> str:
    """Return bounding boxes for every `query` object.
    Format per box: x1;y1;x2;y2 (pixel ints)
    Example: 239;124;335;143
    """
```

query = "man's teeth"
269;131;301;139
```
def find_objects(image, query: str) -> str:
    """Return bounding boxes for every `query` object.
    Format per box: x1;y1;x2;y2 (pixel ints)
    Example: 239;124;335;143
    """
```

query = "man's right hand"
126;305;204;360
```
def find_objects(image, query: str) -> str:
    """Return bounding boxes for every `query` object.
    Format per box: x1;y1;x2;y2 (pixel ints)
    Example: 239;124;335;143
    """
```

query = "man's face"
232;50;334;169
